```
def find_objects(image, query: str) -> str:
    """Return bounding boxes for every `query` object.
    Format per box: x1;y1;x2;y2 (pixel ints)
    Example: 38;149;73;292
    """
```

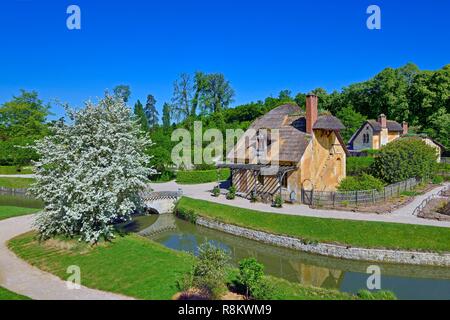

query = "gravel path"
0;215;134;300
151;181;450;228
0;174;35;178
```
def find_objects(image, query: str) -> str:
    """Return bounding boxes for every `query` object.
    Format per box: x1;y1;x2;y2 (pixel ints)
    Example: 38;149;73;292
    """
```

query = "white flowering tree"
30;95;155;243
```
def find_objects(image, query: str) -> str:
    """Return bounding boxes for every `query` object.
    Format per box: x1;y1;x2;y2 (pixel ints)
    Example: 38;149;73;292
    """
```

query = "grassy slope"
178;197;450;252
0;178;35;189
9;232;195;300
0;206;39;221
8;231;382;300
0;287;30;300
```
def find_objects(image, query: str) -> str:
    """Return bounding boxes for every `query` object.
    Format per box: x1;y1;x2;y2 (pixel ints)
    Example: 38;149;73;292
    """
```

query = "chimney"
378;114;387;129
306;94;318;134
402;121;408;135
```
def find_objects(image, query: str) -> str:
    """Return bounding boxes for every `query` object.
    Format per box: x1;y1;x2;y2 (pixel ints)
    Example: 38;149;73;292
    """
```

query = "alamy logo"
367;5;381;30
66;265;81;290
67;5;81;30
366;265;381;290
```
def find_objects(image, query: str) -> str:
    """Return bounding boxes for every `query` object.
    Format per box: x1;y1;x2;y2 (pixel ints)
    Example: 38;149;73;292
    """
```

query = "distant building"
348;114;406;151
219;95;349;203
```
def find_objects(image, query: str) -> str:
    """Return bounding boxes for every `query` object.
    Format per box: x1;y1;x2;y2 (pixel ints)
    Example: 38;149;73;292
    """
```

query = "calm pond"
124;214;450;300
3;192;449;300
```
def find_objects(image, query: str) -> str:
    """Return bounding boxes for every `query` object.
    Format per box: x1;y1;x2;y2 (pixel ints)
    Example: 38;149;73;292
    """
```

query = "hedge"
176;168;230;185
372;138;438;183
338;174;385;192
346;157;375;176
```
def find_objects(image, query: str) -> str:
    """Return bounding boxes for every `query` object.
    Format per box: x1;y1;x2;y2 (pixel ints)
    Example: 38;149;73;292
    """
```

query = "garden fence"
303;177;421;207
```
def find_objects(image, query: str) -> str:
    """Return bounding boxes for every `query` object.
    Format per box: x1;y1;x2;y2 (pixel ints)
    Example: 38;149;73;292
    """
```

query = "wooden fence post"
355;191;358;206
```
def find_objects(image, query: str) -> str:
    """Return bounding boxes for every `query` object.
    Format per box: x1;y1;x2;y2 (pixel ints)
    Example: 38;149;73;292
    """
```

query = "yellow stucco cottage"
347;114;407;151
219;94;349;204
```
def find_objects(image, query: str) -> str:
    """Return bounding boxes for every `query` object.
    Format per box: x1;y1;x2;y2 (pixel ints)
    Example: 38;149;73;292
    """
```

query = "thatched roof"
228;104;347;163
367;120;403;132
313;115;345;130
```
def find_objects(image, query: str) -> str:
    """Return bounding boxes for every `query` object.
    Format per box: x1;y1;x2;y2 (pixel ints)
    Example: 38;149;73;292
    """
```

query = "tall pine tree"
145;94;159;129
134;100;148;131
162;102;171;130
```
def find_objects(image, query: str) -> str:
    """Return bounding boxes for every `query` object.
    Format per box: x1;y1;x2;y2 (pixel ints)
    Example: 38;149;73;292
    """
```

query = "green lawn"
8;231;390;300
0;287;30;300
0;166;33;175
178;197;450;252
0;206;39;221
9;232;195;300
0;177;35;189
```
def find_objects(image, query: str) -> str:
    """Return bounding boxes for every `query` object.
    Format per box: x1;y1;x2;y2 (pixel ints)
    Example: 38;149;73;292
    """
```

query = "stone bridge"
140;190;183;215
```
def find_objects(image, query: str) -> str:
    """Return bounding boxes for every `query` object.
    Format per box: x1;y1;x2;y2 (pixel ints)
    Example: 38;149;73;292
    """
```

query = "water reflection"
128;214;450;300
0;192;43;209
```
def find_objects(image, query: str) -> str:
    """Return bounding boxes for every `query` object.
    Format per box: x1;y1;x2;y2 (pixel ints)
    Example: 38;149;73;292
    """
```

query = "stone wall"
197;217;450;267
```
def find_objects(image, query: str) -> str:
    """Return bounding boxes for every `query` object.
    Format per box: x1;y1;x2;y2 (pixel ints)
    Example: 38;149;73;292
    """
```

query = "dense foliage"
371;138;438;183
30;95;154;243
337;174;385;192
0;90;50;165
346;157;375;176
192;243;231;299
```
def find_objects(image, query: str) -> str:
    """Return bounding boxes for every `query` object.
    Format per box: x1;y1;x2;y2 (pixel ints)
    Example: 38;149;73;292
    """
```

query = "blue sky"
0;0;449;120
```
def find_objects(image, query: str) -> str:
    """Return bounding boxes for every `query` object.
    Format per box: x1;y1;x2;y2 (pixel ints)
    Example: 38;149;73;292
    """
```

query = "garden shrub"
226;186;236;200
237;258;265;298
346;157;375;176
211;186;220;197
338;174;385;191
371;138;438;184
176;168;230;184
249;278;275;300
432;175;444;185
175;207;198;224
273;194;283;208
193;243;231;299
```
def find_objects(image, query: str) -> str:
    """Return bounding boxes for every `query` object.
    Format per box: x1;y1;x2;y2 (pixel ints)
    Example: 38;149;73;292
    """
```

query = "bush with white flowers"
30;95;155;243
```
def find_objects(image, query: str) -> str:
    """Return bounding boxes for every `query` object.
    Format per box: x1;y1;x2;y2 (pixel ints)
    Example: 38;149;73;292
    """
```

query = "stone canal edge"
196;217;450;267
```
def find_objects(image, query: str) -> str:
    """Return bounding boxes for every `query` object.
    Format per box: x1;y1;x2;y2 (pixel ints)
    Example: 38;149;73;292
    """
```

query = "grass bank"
0;206;39;221
9;232;194;300
176;168;230;185
8;231;389;300
177;197;450;252
0;166;33;175
0;177;35;189
0;287;30;300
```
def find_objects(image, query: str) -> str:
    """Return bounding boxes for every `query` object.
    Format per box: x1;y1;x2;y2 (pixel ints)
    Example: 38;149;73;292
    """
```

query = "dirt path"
151;181;450;228
0;214;134;300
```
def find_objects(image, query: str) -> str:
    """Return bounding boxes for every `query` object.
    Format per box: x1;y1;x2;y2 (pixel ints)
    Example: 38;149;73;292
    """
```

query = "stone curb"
196;217;450;267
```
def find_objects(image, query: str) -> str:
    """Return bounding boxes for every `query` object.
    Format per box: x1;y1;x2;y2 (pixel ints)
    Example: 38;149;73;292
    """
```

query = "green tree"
133;100;148;131
336;106;367;142
371;138;438;183
144;94;159;128
237;258;265;298
162;102;171;130
423;108;450;149
200;73;235;114
171;73;193;122
113;85;131;103
0;90;50;165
